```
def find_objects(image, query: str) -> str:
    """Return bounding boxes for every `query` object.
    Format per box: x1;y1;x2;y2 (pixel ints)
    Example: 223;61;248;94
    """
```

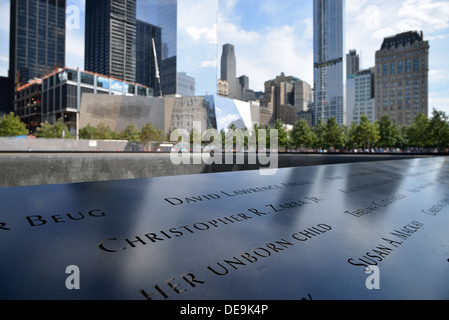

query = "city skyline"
0;0;448;115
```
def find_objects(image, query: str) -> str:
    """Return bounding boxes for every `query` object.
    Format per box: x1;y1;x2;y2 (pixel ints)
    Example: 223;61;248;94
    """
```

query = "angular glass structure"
313;0;346;126
137;0;219;97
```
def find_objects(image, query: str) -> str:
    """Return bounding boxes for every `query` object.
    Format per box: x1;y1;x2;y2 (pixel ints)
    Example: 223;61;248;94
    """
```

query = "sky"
0;0;448;115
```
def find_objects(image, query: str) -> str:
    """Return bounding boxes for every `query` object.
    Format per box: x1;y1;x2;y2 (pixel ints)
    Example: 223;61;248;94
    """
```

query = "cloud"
218;4;314;92
201;60;217;68
346;0;449;69
66;30;85;69
186;24;217;44
429;95;449;115
398;0;449;31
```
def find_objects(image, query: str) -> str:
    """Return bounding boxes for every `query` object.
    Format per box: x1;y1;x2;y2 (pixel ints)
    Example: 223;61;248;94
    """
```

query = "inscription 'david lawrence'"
164;181;313;206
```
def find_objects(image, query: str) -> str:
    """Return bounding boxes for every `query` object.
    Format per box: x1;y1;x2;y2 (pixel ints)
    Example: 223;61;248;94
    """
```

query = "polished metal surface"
1;157;448;300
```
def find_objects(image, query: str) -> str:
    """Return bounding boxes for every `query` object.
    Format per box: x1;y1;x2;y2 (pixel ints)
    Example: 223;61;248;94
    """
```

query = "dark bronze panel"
1;157;448;300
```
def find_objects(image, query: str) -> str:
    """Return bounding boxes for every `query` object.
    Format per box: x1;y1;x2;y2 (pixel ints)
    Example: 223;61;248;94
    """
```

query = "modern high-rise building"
139;0;218;97
351;68;375;125
375;31;429;127
313;0;346;126
262;73;312;126
346;50;360;77
9;0;66;113
221;44;238;99
346;49;360;125
220;44;256;102
85;0;137;83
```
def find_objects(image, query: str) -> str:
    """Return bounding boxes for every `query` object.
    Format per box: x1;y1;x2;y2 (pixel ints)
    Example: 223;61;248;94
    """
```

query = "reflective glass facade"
9;0;66;86
136;20;162;96
85;0;137;83
313;0;346;125
137;0;218;97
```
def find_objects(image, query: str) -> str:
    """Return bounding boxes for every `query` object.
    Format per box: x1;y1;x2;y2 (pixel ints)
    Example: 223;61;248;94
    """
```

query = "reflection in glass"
97;77;109;89
137;0;218;97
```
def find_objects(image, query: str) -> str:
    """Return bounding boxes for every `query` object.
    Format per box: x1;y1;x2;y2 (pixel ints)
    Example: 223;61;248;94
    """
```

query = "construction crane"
152;38;163;98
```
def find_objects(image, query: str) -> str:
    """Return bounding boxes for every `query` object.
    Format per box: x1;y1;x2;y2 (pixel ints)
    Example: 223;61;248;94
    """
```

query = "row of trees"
283;109;449;152
0;113;165;143
1;109;448;152
79;123;164;143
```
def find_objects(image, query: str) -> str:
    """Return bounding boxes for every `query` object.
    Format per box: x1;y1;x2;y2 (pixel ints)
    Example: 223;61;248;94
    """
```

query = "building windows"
398;60;403;74
390;62;396;75
80;72;94;85
413;57;419;72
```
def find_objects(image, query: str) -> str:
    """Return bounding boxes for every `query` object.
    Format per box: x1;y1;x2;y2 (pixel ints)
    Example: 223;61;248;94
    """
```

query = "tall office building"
375;31;429;127
346;50;360;77
262;73;312;126
313;0;346;126
85;0;137;83
140;0;218;97
9;0;66;112
351;68;375;125
220;44;256;101
345;49;360;125
221;44;238;99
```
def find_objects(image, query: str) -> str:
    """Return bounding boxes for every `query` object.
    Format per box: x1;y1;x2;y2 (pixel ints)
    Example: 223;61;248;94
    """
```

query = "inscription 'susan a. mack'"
0;157;449;300
347;221;424;269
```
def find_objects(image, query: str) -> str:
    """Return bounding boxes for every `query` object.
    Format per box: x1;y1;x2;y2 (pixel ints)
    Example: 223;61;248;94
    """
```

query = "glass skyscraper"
138;0;218;97
313;0;346;126
85;0;137;83
9;0;66;88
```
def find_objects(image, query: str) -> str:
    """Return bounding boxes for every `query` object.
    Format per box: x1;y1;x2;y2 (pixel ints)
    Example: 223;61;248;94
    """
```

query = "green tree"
313;118;326;150
79;124;96;140
94;122;116;140
428;109;449;151
291;120;316;150
343;122;359;151
354;115;380;150
119;123;141;141
190;127;203;151
141;123;163;143
377;114;400;149
273;119;290;149
0;112;29;137
406;113;430;150
324;117;343;150
35;119;72;139
251;124;262;150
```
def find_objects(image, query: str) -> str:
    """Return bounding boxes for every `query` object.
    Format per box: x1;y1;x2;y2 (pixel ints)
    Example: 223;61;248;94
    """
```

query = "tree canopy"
35;119;72;139
0;112;29;137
